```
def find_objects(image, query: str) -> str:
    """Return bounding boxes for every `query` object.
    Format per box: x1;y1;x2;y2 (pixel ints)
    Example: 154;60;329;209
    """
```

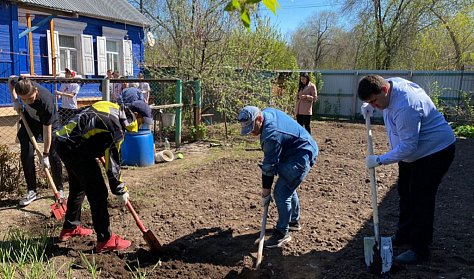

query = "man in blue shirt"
237;106;319;248
358;75;456;264
118;83;145;105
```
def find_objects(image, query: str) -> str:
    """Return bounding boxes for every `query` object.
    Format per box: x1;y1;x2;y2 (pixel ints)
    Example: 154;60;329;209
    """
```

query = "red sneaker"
59;226;93;242
96;233;131;253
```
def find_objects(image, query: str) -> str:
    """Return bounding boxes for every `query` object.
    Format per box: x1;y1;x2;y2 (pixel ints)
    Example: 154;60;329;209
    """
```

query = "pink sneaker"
96;233;131;253
59;226;93;242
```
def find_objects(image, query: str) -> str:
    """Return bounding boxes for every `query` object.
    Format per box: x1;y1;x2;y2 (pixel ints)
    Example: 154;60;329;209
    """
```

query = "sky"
258;0;346;37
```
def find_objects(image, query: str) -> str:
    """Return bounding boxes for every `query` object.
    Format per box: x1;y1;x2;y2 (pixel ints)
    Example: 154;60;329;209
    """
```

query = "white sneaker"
59;190;65;199
19;190;37;206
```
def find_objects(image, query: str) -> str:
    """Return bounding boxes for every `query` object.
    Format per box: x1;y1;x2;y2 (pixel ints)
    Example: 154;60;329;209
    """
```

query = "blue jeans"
273;153;312;234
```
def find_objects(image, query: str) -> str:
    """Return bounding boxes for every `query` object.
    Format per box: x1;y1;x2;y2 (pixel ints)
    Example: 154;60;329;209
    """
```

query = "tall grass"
0;229;73;278
0;228;157;278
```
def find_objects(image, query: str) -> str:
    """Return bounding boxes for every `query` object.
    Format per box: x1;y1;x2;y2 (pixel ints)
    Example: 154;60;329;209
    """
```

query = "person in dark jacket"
55;100;152;253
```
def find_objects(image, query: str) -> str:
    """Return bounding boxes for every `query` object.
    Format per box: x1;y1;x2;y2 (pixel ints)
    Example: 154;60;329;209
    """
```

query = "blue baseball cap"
129;100;153;125
237;106;260;135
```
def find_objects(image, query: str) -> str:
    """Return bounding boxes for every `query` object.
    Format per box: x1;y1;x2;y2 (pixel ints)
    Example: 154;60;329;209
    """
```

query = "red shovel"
19;110;67;220
96;152;160;251
126;200;162;252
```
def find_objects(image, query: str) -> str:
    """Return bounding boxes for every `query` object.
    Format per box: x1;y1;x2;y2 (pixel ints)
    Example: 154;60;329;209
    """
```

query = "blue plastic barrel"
121;129;155;167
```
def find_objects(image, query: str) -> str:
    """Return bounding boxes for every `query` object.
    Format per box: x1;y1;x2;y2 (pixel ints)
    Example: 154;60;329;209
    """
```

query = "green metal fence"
0;77;205;150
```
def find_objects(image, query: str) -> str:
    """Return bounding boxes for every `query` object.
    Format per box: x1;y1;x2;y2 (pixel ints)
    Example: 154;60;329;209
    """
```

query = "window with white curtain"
58;34;78;71
106;40;120;72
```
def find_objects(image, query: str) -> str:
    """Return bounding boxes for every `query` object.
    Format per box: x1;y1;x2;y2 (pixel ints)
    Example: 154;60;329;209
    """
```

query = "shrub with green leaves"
453;125;474;138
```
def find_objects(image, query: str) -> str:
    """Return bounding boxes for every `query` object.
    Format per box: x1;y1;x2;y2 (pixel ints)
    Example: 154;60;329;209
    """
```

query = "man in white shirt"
359;75;456;265
56;68;81;125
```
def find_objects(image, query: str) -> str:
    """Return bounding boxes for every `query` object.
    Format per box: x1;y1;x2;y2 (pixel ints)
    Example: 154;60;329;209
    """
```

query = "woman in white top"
55;68;81;125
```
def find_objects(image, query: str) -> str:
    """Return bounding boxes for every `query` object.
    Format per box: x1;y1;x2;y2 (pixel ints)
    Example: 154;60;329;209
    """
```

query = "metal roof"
12;0;151;27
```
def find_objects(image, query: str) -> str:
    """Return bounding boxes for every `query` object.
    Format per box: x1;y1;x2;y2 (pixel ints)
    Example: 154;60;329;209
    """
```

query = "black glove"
262;174;274;189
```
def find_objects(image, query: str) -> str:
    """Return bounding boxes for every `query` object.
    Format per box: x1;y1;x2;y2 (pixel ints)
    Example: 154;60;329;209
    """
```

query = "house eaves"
10;0;151;27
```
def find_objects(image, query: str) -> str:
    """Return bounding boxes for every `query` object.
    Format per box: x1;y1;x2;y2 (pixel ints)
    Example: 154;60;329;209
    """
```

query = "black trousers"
17;119;63;192
296;114;312;134
396;143;455;257
57;145;112;242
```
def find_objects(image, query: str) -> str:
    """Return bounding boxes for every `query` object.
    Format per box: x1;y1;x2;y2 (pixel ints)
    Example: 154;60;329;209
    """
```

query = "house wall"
0;2;146;105
21;14;144;78
0;2;17;79
0;2;145;79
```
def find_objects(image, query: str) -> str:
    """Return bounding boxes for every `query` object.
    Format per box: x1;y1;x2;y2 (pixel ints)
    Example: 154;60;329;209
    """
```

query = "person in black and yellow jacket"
55;100;153;253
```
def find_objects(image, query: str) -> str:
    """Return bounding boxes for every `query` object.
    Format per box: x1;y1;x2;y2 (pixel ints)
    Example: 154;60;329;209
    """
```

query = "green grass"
0;228;157;278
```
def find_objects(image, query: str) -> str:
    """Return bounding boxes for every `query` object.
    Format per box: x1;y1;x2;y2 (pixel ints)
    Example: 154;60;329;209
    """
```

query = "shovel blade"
50;201;67;220
364;236;376;267
380;236;393;273
143;230;162;252
364;236;393;274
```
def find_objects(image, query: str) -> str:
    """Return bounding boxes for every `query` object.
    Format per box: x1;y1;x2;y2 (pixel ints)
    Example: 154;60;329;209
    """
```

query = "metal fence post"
175;79;182;147
352;71;359;120
194;79;202;128
101;78;110;101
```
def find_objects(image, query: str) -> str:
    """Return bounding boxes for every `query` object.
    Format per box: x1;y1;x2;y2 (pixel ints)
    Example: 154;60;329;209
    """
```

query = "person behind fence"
237;105;318;248
55;68;81;125
137;72;151;104
294;72;317;134
358;75;456;265
8;76;64;206
111;71;123;103
55;100;153;252
118;82;145;105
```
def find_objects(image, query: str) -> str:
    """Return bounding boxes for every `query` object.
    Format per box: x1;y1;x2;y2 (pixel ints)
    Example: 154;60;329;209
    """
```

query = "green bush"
190;123;207;141
453;125;474;138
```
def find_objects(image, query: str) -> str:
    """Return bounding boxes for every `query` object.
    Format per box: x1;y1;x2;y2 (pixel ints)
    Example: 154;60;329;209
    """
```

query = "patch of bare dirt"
0;121;473;278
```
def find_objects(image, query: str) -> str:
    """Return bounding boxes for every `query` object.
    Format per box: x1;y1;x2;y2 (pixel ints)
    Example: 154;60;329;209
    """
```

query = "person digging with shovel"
358;75;456;265
237;106;318;248
8;76;65;206
55;100;153;253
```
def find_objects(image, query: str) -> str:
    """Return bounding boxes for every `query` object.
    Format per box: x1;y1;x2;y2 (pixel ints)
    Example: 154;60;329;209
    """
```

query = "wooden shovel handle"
126;200;147;233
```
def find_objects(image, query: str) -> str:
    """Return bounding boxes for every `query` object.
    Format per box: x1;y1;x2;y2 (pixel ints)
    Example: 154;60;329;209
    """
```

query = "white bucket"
155;150;174;163
162;113;175;127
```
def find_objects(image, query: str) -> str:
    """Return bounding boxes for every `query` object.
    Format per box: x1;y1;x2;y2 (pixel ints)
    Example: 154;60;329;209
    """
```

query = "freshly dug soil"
0;120;472;278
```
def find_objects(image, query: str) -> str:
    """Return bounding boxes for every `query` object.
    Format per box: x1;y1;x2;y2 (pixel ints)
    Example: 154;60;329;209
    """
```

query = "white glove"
13;101;21;114
117;192;129;205
261;194;273;206
361;103;375;119
365;155;381;168
42;156;50;169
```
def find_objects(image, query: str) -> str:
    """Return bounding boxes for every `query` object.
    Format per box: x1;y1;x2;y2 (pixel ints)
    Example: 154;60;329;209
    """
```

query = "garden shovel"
95;158;161;252
363;116;393;274
126;200;162;252
18;110;67;220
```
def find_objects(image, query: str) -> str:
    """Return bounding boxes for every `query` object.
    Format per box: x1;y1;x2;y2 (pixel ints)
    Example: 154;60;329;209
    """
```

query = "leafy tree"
225;0;280;29
290;11;360;70
226;19;297;70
